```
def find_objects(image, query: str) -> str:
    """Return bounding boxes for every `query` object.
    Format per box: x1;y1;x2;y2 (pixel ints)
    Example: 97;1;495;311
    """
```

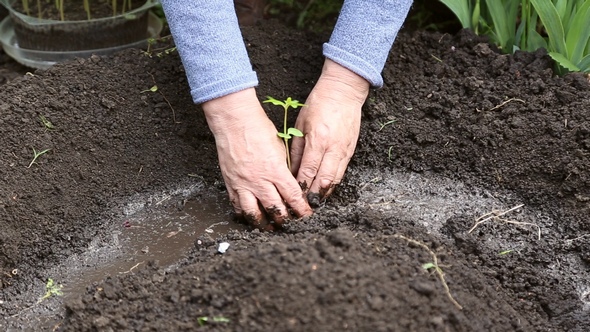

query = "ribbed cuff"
323;43;383;87
191;72;259;104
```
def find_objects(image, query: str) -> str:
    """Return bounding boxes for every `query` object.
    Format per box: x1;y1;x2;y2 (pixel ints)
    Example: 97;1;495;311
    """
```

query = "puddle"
62;191;247;299
2;189;245;330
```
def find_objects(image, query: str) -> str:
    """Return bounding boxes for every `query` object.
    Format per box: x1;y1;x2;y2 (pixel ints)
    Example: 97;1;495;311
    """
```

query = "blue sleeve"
324;0;413;87
160;0;258;104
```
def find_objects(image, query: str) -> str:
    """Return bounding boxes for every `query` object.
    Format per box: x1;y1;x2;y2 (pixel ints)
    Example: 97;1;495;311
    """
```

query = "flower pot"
2;0;158;52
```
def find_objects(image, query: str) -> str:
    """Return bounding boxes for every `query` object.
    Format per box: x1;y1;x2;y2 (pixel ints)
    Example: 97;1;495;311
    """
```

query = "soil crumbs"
1;20;589;332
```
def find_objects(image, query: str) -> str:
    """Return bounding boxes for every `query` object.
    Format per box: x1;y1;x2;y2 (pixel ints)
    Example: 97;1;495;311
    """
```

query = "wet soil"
1;19;590;331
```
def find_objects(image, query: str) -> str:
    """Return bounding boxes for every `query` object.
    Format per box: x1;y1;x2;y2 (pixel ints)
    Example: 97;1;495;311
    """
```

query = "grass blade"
565;0;590;65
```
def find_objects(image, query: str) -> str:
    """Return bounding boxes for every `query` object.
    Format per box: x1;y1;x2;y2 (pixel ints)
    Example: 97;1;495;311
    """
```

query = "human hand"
290;59;370;206
202;88;313;230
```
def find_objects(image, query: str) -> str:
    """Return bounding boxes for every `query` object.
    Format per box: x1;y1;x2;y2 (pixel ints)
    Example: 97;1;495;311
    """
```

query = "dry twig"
468;204;541;240
393;234;463;310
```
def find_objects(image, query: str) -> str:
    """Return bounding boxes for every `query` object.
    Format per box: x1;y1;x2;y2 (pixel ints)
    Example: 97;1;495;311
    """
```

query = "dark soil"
1;18;590;331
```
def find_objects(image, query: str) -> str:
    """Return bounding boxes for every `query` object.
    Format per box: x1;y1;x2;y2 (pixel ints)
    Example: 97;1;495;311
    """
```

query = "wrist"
201;88;266;134
319;59;370;104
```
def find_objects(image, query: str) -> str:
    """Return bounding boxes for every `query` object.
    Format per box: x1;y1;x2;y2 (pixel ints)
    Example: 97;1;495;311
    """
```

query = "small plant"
197;316;230;326
39;115;54;129
38;278;63;303
263;96;305;171
27;148;51;168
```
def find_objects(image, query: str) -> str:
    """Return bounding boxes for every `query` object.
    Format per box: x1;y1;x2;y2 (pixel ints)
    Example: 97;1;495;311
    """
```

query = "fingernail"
307;192;320;208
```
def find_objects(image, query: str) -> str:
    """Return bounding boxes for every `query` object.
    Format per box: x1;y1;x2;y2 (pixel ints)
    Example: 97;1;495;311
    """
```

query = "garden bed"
0;19;589;331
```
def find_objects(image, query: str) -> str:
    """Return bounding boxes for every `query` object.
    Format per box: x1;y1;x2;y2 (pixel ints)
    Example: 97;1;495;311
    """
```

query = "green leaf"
422;262;436;270
531;0;568;56
577;54;590;72
484;0;519;52
439;0;474;29
549;51;580;72
498;249;513;255
564;0;590;65
277;132;291;139
287;127;303;137
263;96;285;106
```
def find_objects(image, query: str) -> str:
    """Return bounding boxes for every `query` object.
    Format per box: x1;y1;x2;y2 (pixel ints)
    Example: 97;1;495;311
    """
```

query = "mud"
0;19;589;332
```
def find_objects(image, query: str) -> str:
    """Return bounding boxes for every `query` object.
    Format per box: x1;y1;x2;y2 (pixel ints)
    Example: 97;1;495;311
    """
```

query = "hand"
290;59;370;205
202;88;313;230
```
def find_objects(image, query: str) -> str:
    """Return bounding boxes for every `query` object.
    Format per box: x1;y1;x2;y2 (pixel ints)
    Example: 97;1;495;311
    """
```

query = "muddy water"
2;188;244;331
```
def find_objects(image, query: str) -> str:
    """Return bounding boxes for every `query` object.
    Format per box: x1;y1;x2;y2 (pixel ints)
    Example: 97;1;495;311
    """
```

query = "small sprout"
387;146;394;161
39;115;54;129
499;249;513;256
263;96;305;171
377;119;396;132
27;148;51;168
38;278;63;303
197;316;230;326
141;85;158;93
422;262;437;270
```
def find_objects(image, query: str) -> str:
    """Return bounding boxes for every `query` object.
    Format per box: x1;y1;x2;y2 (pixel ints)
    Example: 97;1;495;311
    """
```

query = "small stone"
411;281;435;296
218;242;230;254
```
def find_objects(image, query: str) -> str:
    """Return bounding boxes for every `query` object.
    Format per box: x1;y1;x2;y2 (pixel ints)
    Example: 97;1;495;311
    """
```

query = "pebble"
217;242;230;254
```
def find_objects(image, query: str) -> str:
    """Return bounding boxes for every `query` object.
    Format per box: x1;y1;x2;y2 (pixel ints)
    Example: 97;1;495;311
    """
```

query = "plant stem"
283;105;291;170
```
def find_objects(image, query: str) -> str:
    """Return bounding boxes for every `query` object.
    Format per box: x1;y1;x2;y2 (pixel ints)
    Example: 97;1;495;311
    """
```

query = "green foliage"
197;316;230;326
263;96;305;171
38;278;63;303
438;0;590;74
27;148;50;168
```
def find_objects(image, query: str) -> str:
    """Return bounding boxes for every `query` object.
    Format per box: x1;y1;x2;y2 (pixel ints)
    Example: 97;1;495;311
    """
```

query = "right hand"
202;88;313;230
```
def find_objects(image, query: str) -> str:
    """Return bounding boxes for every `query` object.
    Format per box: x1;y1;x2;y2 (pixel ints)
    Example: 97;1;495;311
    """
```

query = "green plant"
530;0;590;73
197;316;230;326
38;278;63;303
27;148;50;168
39;115;54;129
263;96;305;171
438;0;590;74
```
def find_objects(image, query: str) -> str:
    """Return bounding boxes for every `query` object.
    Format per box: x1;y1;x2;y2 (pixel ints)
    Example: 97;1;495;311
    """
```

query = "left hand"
290;59;370;205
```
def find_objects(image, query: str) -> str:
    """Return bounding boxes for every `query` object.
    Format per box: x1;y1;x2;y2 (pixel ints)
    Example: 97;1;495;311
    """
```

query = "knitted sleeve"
160;0;258;104
324;0;413;87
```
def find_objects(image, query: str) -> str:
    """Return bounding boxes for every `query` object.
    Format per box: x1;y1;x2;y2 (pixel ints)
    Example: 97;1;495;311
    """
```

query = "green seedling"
28;148;51;168
141;85;158;93
499;249;514;255
263;96;305;171
377;119;396;132
39;115;54;129
197;316;230;326
38;278;63;303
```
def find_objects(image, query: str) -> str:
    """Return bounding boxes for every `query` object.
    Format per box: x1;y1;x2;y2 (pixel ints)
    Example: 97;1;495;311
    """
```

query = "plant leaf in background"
439;0;476;29
531;0;590;73
439;0;590;74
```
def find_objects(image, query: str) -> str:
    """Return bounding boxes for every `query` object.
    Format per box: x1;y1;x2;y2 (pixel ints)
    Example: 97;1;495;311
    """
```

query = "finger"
275;177;313;218
237;190;266;229
290;135;305;177
256;185;290;226
295;137;325;196
321;155;351;199
307;151;343;204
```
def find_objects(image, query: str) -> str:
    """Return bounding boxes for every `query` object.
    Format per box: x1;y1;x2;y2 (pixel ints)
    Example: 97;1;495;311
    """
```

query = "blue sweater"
161;0;413;104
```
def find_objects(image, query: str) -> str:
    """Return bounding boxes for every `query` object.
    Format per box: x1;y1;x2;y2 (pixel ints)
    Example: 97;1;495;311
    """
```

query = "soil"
1;17;590;332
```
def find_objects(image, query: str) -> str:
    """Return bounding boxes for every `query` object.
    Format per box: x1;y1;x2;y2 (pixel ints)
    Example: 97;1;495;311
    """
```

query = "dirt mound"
1;20;589;331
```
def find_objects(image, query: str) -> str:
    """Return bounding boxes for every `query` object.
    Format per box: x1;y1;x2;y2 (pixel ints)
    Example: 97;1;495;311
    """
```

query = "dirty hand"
202;88;313;229
290;59;370;205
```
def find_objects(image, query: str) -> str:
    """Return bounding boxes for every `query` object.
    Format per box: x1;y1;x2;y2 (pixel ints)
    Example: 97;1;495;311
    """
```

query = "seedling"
141;85;158;93
263;96;305;171
27;148;51;168
197;316;230;326
39;115;54;129
38;278;63;303
498;249;514;255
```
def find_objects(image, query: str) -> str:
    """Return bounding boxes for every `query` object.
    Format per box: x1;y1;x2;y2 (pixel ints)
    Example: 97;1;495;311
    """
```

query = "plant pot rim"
1;0;158;25
0;11;163;69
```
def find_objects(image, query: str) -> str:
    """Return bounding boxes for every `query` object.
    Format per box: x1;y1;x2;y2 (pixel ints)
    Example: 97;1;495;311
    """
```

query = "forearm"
160;0;258;104
324;0;413;87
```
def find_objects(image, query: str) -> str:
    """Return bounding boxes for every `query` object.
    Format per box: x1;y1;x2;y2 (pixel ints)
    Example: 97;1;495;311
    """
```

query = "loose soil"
1;18;589;331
